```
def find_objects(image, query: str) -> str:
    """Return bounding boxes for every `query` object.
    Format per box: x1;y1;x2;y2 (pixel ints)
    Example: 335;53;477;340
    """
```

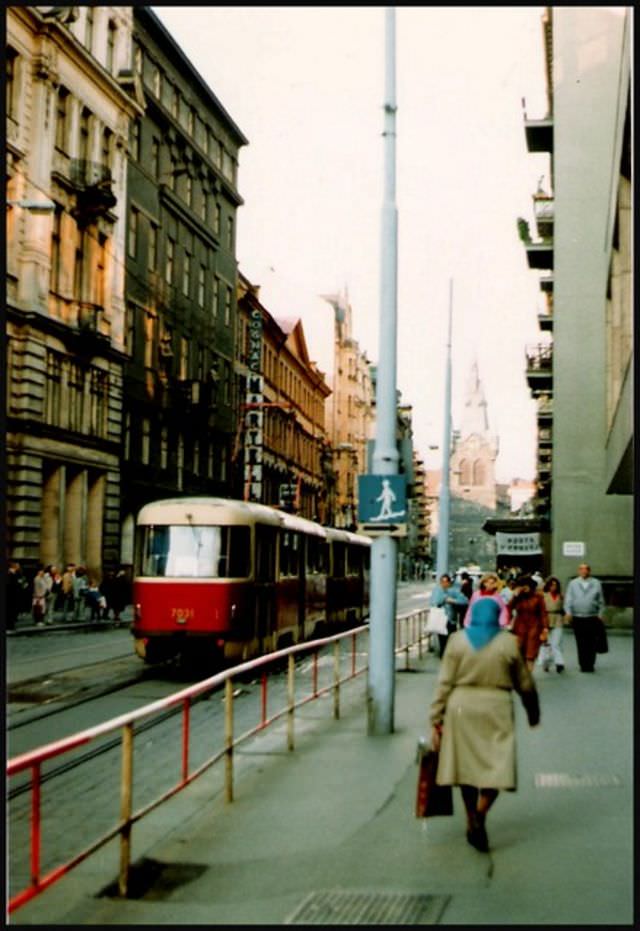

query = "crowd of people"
427;562;607;853
6;562;131;629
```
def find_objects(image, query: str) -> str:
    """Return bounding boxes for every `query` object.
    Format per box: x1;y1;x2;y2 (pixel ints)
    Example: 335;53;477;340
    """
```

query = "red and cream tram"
132;497;371;666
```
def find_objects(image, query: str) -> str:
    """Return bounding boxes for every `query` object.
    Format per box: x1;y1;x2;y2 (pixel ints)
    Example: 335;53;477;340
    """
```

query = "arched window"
459;459;471;485
473;459;485;486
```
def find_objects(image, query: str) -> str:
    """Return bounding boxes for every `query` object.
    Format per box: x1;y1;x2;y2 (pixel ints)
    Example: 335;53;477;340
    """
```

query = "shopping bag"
595;619;609;654
538;640;553;670
415;744;454;818
425;605;448;636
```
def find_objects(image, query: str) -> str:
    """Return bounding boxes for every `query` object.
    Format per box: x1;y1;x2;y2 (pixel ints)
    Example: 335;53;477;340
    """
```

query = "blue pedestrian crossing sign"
357;474;407;536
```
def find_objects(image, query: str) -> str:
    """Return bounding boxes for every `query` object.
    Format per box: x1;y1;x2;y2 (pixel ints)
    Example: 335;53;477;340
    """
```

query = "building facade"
6;6;141;579
323;292;374;529
118;7;248;565
522;6;632;615
236;274;331;521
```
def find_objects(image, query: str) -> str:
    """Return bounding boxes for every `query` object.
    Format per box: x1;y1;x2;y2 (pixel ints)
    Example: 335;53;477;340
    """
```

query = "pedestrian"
6;561;28;631
429;594;540;853
72;567;89;620
564;563;605;673
429;574;469;657
100;570;116;620
32;567;48;626
500;577;517;606
458;571;474;601
45;565;61;623
541;576;565;673
61;564;76;620
111;568;131;625
84;577;104;620
531;569;544;590
509;576;550;671
463;572;511;630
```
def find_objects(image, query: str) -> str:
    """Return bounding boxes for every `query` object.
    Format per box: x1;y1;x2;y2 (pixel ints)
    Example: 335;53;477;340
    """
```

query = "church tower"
450;358;499;510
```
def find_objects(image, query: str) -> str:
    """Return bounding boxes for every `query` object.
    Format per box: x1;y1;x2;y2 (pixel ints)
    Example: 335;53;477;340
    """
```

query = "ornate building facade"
6;6;141;579
236;274;331;521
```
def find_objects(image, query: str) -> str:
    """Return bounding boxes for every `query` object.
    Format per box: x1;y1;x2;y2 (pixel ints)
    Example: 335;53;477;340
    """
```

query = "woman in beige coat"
430;596;540;852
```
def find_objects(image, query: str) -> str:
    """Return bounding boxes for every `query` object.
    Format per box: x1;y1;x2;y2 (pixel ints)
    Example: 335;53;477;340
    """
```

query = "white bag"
538;641;553;671
425;605;448;636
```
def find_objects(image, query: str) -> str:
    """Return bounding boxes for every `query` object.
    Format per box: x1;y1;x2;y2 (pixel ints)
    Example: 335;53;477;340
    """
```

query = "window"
106;21;116;73
138;524;250;578
55;87;69;151
129;118;140;161
151;137;160;178
185;175;192;207
152;65;161;98
211;275;219;317
171;85;179;118
79;108;91;162
188;106;195;135
166;237;175;283
74;228;84;300
207;442;214;479
128;207;138;258
220;445;228;481
96;232;107;309
177;435;184;490
214;203;221;236
227;215;234;251
160;426;168;469
193;439;200;476
182;252;191;296
6;48;17;120
199;191;207;222
44;351;62;426
198;265;205;306
101;127;112;172
50;207;62;295
68;361;85;433
141;417;151;465
148;223;158;270
124;412;131;459
224;286;232;326
125;304;135;355
85;7;94;52
89;368;109;438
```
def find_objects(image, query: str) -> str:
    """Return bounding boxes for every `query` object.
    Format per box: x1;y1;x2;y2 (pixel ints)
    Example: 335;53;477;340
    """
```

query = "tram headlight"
134;603;142;621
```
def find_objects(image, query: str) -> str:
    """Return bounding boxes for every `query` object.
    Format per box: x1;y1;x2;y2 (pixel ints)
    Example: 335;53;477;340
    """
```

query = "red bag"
415;745;454;818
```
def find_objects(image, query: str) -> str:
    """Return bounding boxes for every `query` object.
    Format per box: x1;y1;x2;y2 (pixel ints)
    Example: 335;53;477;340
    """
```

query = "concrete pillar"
40;462;63;568
86;472;105;579
64;469;86;566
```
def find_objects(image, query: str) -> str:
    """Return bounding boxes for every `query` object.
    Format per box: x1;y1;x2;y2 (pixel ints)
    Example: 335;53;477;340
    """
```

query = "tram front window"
138;525;250;578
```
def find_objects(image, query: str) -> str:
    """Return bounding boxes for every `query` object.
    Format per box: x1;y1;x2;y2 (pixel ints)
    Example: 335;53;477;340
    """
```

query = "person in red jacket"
509;575;549;671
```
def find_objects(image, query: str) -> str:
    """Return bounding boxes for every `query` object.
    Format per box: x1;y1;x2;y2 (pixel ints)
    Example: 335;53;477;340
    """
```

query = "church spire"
460;355;489;437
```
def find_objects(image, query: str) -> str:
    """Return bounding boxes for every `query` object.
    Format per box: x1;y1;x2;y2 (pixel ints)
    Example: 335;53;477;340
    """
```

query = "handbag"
425;605;448;636
415;743;454;818
595;618;609;654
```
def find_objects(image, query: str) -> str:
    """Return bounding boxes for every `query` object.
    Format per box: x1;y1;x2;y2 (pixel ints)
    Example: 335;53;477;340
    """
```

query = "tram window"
332;542;346;577
306;537;328;574
138;524;250;578
256;525;276;581
347;547;363;575
279;531;300;577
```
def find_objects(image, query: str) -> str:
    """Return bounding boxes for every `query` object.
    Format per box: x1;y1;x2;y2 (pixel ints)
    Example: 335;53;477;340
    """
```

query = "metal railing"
7;608;429;913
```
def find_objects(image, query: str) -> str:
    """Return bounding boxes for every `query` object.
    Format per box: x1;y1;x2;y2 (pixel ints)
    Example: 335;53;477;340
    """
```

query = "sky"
153;6;551;483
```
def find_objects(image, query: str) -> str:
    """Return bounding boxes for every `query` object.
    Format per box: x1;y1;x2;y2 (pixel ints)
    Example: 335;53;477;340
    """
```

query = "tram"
131;497;371;666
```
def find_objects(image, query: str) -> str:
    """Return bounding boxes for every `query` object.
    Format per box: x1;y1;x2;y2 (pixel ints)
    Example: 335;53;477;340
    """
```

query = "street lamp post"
436;280;454;579
367;7;398;736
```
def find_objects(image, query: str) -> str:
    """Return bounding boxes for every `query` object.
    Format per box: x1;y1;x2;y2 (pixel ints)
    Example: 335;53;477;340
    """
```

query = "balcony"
525;240;553;270
538;310;553;332
539;274;553;293
73;301;109;351
533;194;554;240
70;160;116;220
525;343;553;396
523;114;554;153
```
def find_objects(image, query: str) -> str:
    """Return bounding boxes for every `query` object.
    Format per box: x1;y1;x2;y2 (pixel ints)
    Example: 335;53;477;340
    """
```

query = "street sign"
563;541;586;557
357;474;407;534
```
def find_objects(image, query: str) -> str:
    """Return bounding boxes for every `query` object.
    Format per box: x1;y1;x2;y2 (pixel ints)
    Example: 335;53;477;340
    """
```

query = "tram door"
254;525;277;652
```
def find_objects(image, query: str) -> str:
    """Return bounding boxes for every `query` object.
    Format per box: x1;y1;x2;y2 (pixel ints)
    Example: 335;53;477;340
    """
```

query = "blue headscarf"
465;595;502;651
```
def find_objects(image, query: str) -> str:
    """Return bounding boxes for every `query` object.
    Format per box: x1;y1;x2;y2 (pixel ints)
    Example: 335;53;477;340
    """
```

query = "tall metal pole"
436;280;453;579
367;6;398;736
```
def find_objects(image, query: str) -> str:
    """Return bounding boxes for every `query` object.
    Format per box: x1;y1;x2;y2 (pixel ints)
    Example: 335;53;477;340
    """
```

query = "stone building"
236;274;331;521
118;7;248;566
521;6;632;616
322;291;374;529
6;6;142;579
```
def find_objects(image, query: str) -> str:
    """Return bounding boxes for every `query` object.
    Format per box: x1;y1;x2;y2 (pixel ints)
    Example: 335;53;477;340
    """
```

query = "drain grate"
535;772;623;788
285;890;450;924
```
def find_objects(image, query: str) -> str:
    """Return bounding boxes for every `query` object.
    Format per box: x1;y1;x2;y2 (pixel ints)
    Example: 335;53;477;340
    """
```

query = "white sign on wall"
563;541;586;557
495;532;542;555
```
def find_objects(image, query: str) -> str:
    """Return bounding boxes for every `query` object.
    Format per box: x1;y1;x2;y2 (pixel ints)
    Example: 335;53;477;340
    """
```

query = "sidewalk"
11;629;634;925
